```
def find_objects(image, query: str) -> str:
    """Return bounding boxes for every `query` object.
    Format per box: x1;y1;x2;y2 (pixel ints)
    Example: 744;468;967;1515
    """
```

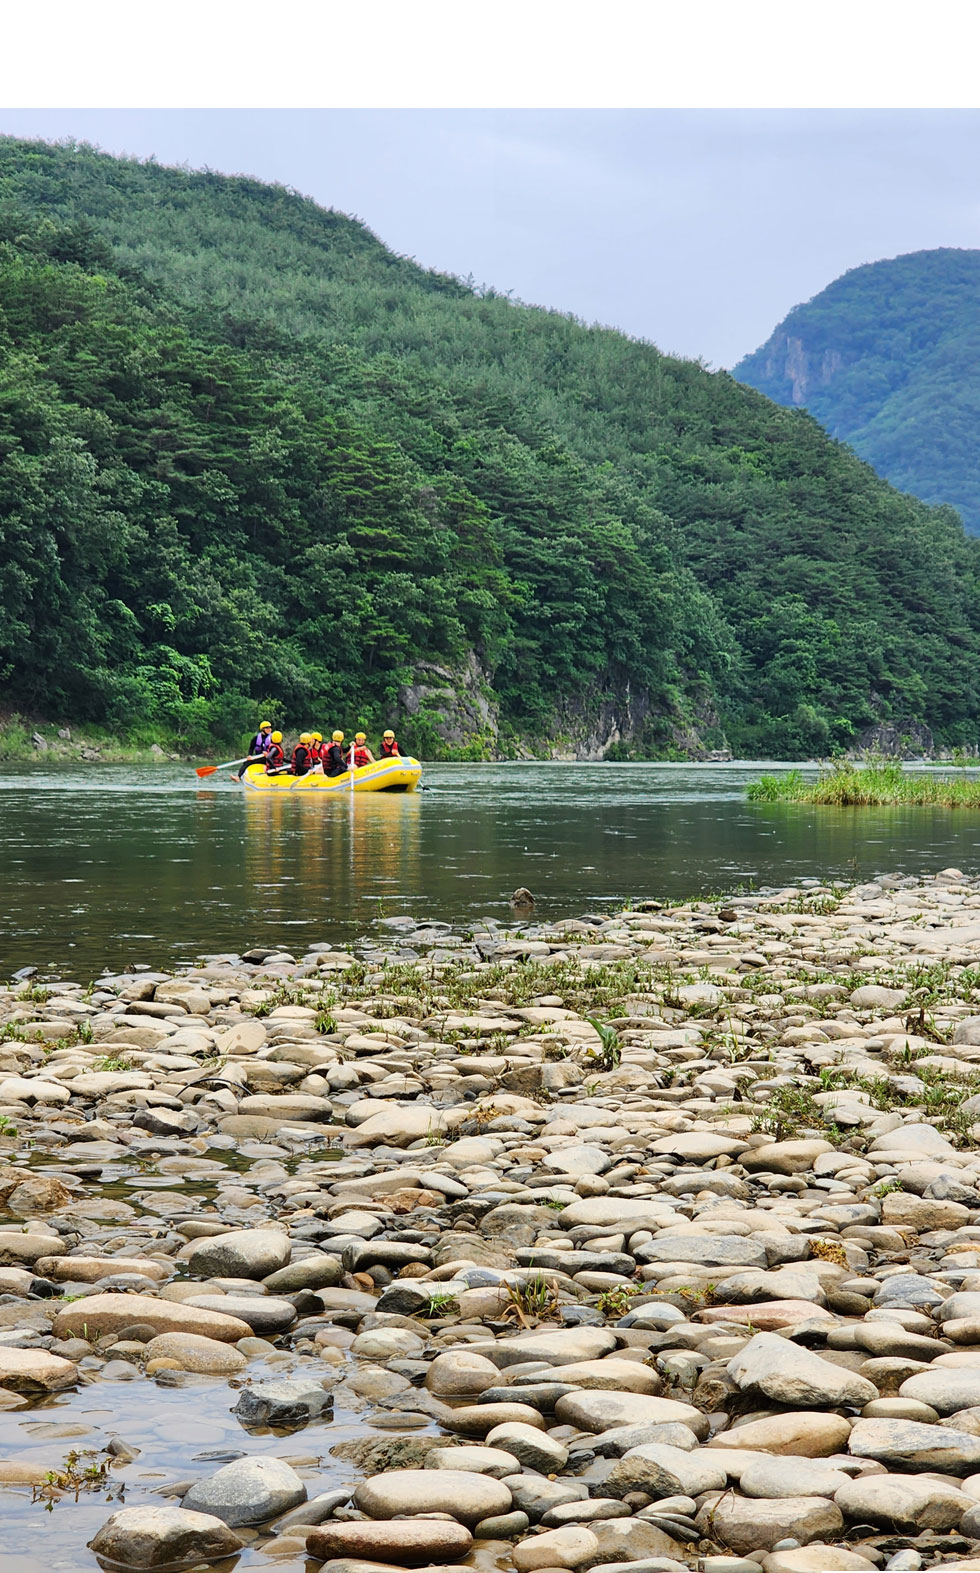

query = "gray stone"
696;1495;843;1555
738;1457;852;1499
850;985;908;1009
512;1525;599;1571
232;1377;334;1428
476;1326;617;1368
182;1455;306;1527
427;1444;521;1478
505;1473;591;1520
834;1473;974;1529
873;1273;944;1311
484;1421;568;1472
263;1254;344;1292
900;1369;980;1415
554;1389;707;1435
474;1510;531;1538
637;1234;767;1268
542;1499;632;1527
185;1228;291;1280
183;1293;296;1335
727;1332;877;1408
848;1416;980;1473
606;1442;727;1498
592;1421;701;1457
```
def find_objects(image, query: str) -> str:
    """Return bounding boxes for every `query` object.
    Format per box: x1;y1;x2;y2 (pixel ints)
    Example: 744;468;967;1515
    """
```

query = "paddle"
195;756;253;779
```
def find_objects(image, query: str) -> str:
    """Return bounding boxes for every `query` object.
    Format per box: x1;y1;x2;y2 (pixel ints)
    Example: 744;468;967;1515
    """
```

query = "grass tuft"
748;758;980;808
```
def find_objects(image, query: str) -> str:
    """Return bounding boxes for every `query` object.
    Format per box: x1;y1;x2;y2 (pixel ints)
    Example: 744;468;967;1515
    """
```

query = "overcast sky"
4;108;980;368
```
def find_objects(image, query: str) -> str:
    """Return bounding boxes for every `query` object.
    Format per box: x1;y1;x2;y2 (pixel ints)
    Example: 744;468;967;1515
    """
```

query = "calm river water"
5;760;980;978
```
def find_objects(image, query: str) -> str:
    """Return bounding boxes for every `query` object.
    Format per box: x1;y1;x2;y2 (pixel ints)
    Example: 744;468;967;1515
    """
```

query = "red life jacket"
265;743;284;769
380;737;399;757
353;745;370;769
291;744;311;775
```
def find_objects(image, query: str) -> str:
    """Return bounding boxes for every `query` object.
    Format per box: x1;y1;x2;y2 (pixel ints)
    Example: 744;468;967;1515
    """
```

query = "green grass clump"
748;759;980;807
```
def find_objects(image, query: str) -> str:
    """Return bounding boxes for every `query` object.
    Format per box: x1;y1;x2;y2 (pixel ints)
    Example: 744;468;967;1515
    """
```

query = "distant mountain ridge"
734;248;980;533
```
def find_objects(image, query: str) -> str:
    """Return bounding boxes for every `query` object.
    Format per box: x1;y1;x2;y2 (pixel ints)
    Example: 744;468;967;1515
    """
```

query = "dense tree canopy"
2;139;980;756
734;248;980;536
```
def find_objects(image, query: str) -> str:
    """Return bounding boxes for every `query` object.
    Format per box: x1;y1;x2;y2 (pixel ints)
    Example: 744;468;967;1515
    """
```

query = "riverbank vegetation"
4;140;980;757
0;714;182;764
748;759;980;806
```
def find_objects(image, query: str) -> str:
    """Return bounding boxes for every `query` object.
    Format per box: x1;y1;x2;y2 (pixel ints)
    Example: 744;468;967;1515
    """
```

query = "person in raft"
309;732;324;771
232;719;274;780
323;731;348;777
290;733;315;776
379;729;400;758
352;732;375;767
264;731;285;771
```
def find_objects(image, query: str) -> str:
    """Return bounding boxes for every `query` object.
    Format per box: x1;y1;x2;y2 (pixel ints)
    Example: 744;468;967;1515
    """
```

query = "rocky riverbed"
11;872;980;1571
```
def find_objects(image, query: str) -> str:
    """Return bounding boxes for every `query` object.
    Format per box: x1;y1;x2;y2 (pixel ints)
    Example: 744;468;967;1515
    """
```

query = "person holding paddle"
232;720;274;781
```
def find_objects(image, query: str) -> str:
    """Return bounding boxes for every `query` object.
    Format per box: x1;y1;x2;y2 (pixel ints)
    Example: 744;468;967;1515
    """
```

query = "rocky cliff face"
775;337;844;406
400;657;729;761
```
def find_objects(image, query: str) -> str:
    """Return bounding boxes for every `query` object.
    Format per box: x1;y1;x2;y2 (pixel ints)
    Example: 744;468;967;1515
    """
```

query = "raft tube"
240;758;422;793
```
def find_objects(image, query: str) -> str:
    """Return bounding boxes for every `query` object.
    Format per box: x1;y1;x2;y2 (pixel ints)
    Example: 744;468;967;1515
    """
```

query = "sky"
4;107;980;368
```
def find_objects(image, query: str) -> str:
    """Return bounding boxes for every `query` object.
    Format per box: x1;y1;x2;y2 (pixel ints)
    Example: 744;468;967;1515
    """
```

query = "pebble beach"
8;871;980;1572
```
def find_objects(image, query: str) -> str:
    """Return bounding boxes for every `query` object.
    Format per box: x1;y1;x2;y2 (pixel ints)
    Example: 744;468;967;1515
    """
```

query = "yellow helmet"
260;719;272;729
299;733;311;745
355;732;366;743
271;730;282;743
312;732;322;743
332;730;344;742
383;730;395;739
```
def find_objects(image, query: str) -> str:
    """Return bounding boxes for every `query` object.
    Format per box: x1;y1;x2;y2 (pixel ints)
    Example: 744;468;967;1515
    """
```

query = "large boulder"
848;1416;980;1474
704;1412;852;1456
52;1293;250;1343
554;1389;707;1436
0;1346;77;1392
184;1228;290;1280
696;1494;843;1554
182;1456;306;1527
834;1473;974;1530
727;1332;877;1408
307;1520;473;1566
89;1506;243;1570
353;1468;511;1526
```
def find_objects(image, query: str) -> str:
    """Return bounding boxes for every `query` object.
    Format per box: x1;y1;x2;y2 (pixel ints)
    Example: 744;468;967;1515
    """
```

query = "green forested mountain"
2;138;980;758
734;248;980;535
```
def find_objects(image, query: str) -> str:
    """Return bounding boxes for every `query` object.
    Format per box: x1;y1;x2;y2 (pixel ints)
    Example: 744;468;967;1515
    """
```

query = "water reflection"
242;791;423;912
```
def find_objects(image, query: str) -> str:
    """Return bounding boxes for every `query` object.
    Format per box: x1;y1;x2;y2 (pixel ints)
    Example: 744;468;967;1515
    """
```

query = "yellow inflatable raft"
240;757;422;794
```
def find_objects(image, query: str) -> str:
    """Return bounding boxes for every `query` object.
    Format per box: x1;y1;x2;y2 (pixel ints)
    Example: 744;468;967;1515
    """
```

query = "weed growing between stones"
33;1449;116;1510
502;1275;562;1327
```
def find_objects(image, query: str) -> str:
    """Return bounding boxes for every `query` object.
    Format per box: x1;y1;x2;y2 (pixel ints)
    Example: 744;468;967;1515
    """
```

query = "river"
4;760;980;978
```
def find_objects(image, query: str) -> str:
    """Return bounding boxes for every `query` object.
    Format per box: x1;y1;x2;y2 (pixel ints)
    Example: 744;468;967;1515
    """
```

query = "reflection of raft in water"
240;758;422;794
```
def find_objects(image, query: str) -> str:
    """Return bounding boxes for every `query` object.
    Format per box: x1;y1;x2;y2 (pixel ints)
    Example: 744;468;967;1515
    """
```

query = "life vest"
265;742;284;770
380;737;399;757
291;744;311;776
353;745;371;769
324;743;346;775
250;730;271;755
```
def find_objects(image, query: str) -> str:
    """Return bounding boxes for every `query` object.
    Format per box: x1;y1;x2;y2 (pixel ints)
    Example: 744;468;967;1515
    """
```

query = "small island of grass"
748;759;980;807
